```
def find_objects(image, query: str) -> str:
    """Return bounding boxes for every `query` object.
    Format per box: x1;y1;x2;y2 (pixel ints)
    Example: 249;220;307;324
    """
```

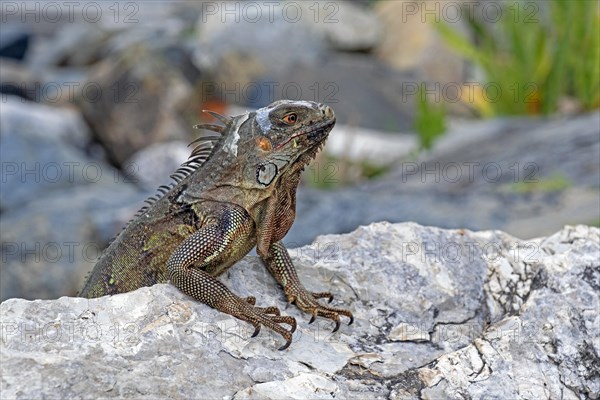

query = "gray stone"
268;53;417;132
285;111;600;246
0;96;156;302
194;0;381;71
0;96;98;210
373;0;468;88
25;22;109;68
192;2;408;131
125;141;190;190
0;59;37;100
0;182;147;302
1;223;597;399
310;1;383;52
325;124;417;166
198;51;417;131
194;2;326;77
79;45;193;165
194;1;326;76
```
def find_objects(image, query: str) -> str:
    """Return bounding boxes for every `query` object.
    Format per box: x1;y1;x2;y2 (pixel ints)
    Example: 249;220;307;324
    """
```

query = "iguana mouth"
274;119;335;151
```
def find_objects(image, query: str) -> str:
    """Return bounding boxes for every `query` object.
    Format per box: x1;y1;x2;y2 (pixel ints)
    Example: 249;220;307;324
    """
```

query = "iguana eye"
282;113;298;125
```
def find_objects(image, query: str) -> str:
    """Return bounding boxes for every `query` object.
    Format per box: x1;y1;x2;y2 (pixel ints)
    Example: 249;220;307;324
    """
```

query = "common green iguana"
79;100;353;350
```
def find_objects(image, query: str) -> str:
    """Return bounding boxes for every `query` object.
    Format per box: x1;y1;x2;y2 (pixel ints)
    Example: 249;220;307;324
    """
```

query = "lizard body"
79;100;352;349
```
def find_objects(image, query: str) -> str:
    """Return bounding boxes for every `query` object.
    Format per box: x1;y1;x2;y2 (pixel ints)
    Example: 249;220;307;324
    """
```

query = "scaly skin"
79;100;353;350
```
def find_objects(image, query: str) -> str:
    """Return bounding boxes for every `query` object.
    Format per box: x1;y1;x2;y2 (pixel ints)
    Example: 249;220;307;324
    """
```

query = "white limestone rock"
1;223;598;399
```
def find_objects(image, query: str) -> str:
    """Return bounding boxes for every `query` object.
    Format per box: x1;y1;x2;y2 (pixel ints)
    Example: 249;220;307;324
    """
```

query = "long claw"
252;325;261;338
311;291;334;303
278;338;292;351
332;318;341;333
270;316;296;332
289;287;353;335
262;306;280;316
230;297;296;350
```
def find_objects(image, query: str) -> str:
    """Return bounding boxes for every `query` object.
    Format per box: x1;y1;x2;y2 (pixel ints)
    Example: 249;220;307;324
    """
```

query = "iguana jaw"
273;119;335;152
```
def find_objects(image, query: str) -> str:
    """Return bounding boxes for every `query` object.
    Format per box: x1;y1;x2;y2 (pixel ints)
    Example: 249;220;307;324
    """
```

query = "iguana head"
179;100;334;202
173;100;334;252
245;100;335;188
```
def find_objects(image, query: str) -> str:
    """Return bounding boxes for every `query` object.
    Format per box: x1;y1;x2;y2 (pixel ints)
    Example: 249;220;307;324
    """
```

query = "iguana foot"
243;296;282;315
286;288;354;332
310;291;335;303
229;297;297;350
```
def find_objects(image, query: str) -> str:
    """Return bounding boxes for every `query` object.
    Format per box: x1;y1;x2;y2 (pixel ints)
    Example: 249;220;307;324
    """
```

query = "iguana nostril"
321;105;334;118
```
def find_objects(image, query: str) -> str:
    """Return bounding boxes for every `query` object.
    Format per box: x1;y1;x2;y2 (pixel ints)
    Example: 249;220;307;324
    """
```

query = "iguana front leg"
262;242;353;331
167;208;296;350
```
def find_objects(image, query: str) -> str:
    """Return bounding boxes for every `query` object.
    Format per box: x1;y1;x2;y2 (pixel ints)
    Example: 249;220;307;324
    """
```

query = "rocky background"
1;1;599;398
2;0;598;302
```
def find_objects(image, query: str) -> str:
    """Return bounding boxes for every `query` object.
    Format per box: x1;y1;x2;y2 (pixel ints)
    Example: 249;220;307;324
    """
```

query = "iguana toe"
290;289;353;331
310;291;334;303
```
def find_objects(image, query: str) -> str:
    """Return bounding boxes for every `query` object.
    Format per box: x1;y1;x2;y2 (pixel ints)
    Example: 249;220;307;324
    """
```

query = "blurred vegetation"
435;0;600;116
359;160;392;180
303;154;391;189
413;85;447;150
304;155;340;190
510;173;572;194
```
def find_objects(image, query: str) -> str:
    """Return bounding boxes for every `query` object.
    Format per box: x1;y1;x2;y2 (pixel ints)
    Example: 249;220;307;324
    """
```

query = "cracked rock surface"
1;222;598;399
